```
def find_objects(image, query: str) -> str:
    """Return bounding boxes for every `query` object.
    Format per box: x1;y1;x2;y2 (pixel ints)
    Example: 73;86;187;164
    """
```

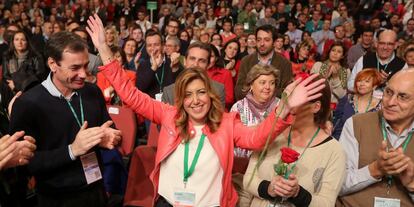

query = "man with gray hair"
338;68;414;206
347;29;407;93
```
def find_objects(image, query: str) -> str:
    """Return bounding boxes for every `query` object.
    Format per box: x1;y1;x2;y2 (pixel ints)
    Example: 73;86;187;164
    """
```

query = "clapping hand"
377;141;410;176
0;131;36;170
170;52;180;71
99;121;122;150
150;50;163;71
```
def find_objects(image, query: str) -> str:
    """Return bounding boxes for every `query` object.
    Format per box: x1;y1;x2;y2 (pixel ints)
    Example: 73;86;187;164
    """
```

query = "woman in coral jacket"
86;15;326;207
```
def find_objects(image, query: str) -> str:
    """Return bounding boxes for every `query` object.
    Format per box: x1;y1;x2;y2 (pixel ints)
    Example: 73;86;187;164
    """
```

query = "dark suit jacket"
162;80;226;107
235;52;293;101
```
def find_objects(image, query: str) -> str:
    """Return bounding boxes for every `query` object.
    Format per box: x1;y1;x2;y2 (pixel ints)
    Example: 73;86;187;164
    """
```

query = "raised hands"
86;14;114;65
284;73;326;110
86;14;106;50
0;131;36;170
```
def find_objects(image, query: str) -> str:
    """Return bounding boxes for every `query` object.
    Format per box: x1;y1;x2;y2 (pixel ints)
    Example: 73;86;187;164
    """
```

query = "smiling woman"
87;14;326;207
332;69;382;139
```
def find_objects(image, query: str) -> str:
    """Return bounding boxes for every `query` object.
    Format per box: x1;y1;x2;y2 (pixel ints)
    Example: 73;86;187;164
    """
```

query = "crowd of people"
0;0;414;207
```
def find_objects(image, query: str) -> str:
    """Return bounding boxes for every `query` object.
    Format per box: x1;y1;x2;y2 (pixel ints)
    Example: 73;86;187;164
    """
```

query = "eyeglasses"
377;41;395;47
383;87;413;103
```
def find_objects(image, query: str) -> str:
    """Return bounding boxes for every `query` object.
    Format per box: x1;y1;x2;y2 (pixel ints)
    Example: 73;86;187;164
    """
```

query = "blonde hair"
174;67;224;142
105;25;119;46
242;64;280;96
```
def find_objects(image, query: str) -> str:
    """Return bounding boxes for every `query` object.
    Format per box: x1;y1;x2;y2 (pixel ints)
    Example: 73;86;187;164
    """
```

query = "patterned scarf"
245;91;279;122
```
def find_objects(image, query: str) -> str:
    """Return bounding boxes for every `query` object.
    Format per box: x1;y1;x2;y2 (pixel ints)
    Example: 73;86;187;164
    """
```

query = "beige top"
242;133;346;207
158;125;223;206
311;61;350;104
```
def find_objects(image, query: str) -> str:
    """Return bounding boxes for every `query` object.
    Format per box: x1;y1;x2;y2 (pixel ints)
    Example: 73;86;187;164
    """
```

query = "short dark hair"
185;42;212;64
361;26;374;35
145;29;164;43
46;31;88;63
223;18;233;26
167;17;180;26
255;24;277;41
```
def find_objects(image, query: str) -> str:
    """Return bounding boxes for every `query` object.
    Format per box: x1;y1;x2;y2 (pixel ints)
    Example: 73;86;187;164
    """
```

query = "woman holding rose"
243;76;346;207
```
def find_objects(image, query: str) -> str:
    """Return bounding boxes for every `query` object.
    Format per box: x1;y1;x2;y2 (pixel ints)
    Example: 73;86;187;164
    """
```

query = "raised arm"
234;74;326;149
86;14;174;123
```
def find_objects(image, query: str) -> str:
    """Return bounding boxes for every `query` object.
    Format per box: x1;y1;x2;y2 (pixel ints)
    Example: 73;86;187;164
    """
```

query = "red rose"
280;147;300;164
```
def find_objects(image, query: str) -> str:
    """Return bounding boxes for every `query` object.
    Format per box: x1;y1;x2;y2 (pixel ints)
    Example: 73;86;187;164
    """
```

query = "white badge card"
244;22;249;30
374;197;400;207
155;93;163;102
173;189;196;207
80;152;102;184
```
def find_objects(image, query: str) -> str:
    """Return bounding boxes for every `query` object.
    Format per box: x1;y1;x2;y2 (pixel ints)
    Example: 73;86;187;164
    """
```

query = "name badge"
244;22;249;30
155;93;163;102
174;189;196;207
80;152;102;184
374;197;400;207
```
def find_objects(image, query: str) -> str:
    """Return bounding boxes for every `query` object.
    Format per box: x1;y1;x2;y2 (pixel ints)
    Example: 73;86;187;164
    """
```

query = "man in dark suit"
162;42;225;107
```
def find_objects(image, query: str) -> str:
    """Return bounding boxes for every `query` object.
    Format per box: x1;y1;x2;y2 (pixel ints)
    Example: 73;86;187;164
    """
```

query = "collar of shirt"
383;117;414;147
41;73;78;100
257;51;274;65
376;52;395;65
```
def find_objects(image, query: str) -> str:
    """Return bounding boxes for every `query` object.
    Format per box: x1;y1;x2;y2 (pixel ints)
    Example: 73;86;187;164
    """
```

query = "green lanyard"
381;119;413;193
354;94;373;113
155;63;165;93
381;119;413;153
66;95;84;128
183;133;206;187
286;127;320;178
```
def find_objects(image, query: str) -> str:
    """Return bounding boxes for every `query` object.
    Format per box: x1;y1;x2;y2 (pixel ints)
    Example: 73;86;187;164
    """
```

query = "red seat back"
107;105;137;156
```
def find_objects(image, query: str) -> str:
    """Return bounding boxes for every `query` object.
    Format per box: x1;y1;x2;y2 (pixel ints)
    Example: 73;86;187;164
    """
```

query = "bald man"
347;29;407;92
338;69;414;206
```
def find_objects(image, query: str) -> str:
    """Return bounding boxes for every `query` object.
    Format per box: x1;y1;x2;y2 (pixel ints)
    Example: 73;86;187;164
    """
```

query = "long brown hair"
174;67;224;142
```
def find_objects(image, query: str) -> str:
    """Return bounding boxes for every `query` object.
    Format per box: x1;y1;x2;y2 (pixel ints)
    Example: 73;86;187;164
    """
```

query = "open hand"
86;14;106;50
284;73;326;110
99;121;122;150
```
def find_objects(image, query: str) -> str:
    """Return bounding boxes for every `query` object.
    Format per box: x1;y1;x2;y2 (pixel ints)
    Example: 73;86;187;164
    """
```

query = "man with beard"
9;32;122;206
235;25;293;101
